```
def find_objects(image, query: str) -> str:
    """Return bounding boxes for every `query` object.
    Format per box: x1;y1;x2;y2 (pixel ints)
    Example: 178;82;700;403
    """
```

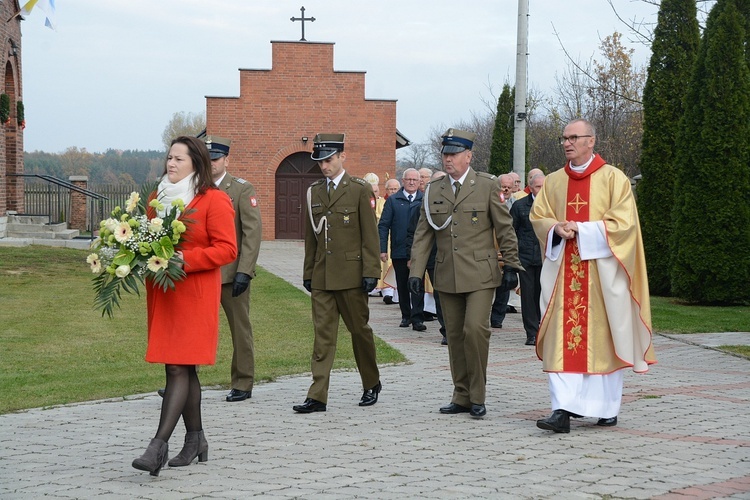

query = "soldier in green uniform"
293;133;382;413
206;136;262;402
408;129;523;419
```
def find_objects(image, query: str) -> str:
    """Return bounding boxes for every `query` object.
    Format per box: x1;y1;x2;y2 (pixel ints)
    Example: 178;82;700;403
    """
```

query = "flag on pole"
20;0;56;30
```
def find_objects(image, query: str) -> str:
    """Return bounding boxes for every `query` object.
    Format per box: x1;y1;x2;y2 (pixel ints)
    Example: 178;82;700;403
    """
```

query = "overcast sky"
20;0;660;154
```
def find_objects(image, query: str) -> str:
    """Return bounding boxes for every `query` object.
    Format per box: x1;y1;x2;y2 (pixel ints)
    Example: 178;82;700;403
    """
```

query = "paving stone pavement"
1;239;749;499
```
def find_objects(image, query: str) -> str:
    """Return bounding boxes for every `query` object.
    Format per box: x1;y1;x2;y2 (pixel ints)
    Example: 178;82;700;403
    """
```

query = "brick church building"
204;40;409;240
0;0;25;237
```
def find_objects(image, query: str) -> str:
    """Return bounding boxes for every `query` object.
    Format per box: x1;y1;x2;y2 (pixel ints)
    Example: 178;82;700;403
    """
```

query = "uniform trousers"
221;283;254;392
439;287;495;406
308;287;380;404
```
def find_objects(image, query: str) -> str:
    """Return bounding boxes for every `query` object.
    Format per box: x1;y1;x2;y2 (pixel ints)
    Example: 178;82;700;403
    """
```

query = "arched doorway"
275;152;321;239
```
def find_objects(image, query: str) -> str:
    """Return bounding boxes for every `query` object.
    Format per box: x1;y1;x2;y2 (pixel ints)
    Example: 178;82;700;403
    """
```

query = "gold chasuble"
530;155;657;374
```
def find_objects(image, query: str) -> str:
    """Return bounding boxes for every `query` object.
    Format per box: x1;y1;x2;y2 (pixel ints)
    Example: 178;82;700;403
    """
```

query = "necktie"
328;180;335;198
454;181;461;197
408;194;413;202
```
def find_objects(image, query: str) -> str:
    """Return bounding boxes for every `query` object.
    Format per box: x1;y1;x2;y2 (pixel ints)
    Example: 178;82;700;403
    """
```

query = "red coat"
145;188;237;365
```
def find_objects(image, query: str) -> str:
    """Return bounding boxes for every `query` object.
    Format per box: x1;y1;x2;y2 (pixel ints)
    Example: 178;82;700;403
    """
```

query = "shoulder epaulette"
234;177;247;184
310;178;326;186
476;172;496;180
350;176;367;185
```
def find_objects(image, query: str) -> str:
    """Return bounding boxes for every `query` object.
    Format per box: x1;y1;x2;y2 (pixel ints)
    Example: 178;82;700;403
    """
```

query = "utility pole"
513;0;529;187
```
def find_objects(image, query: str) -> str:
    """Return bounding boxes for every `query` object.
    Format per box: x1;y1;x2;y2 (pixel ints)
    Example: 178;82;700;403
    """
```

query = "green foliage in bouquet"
87;182;193;317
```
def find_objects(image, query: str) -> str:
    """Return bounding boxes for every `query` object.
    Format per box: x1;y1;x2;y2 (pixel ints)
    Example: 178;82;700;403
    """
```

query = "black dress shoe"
423;313;436;321
507;306;518;313
525;336;536;346
441;335;448;346
470;403;486;418
412;322;426;331
383;296;394;305
597;416;618;426
293;398;326;413
226;389;252;402
359;381;382;406
399;318;411;327
157;388;165;398
536;410;570;433
439;403;470;414
491;322;503;328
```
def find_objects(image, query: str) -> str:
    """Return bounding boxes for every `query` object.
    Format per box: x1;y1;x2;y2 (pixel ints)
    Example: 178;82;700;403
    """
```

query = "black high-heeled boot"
132;438;169;476
168;430;208;467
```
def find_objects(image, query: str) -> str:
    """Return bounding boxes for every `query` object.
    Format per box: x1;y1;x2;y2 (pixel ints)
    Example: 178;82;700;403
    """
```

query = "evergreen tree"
671;0;750;303
636;0;699;295
488;84;514;176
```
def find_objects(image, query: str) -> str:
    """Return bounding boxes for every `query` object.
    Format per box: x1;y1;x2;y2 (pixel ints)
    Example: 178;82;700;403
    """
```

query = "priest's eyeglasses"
558;135;593;145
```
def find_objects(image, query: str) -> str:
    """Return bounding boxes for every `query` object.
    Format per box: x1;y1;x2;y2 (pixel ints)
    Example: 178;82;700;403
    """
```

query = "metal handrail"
9;174;108;241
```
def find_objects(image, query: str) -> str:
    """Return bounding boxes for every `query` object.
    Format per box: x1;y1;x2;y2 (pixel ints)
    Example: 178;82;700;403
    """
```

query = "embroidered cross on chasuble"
560;157;607;372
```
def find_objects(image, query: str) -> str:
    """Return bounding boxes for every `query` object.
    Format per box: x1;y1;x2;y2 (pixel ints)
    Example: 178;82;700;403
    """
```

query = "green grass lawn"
2;246;748;414
0;246;405;414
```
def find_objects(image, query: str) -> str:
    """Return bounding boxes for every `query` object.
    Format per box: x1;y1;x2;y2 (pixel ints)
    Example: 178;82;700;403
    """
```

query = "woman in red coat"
132;136;237;476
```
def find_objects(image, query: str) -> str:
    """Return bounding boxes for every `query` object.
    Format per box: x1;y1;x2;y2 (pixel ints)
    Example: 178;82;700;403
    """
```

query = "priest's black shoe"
536;409;570;433
293;398;326;413
439;403;470;414
491;322;503;328
157;388;165;398
399;318;411;327
525;336;536;346
597;416;618;426
226;389;252;402
441;335;448;345
359;381;381;406
470;403;486;418
412;321;426;331
383;295;394;304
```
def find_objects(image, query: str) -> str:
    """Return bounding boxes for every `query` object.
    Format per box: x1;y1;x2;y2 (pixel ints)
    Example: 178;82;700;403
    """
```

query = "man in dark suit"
206;136;262;402
409;128;523;419
293;133;382;413
510;171;545;346
378;168;426;331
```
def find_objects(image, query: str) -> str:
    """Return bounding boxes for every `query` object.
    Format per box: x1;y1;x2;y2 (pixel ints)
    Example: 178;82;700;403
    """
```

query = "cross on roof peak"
290;6;315;42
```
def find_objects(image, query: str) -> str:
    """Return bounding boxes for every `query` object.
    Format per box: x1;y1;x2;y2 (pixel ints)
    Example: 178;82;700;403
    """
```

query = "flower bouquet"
87;184;192;317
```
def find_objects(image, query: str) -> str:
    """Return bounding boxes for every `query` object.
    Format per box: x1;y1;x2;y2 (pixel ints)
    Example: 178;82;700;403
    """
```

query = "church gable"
205;40;399;240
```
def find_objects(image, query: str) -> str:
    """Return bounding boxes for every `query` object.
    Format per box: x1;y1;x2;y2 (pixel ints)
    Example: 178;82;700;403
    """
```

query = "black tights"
155;364;202;442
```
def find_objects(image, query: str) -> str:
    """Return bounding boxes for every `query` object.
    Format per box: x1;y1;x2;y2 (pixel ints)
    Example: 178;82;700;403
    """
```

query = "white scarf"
157;172;196;217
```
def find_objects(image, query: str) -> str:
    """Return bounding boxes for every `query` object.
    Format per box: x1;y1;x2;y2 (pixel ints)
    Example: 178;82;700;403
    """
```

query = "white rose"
148;217;164;233
115;264;131;278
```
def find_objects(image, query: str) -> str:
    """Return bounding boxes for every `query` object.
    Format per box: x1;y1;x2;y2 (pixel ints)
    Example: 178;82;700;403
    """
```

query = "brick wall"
0;3;24;218
69;176;88;231
206;41;398;240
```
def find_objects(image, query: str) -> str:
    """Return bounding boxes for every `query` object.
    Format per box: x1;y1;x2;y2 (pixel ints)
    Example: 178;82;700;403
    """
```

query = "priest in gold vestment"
530;119;656;434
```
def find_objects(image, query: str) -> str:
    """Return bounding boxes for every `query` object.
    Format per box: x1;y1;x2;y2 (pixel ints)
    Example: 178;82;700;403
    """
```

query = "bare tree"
161;111;206;151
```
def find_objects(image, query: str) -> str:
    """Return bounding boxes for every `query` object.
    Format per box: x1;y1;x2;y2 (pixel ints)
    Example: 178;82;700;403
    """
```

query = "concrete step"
8;222;68;233
8;214;50;225
8;229;81;240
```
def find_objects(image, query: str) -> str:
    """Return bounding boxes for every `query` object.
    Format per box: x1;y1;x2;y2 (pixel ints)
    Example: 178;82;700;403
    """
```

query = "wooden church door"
275;152;321;239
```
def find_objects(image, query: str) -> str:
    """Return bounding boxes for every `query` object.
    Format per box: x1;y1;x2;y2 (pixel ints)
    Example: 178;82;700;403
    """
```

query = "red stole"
561;154;606;371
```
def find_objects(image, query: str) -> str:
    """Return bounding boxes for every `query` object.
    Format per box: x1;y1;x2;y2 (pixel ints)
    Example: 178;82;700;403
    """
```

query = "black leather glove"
362;277;378;293
303;279;312;293
232;272;251;297
500;266;519;291
408;276;423;295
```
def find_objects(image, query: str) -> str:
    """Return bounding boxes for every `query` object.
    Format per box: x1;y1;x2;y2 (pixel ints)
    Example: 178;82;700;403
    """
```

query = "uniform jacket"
304;171;381;290
409;168;522;294
510;193;542;268
145;188;237;365
378;188;423;259
216;173;262;284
